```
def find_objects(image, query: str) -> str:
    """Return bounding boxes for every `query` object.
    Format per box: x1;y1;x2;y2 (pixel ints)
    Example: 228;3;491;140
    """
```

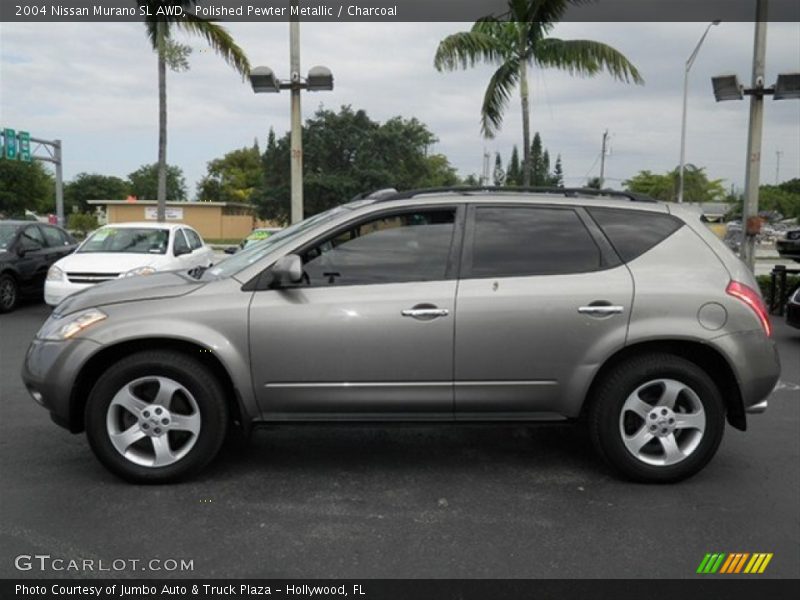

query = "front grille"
66;272;120;284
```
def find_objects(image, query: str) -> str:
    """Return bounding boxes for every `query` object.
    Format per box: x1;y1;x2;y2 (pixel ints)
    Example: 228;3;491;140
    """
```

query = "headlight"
46;265;64;281
123;266;156;277
40;308;107;341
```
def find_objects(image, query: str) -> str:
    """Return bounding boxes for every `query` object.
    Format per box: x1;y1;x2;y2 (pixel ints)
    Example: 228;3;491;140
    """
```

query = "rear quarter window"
587;207;683;262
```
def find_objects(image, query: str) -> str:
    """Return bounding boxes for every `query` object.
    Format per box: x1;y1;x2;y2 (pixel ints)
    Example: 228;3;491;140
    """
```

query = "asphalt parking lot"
0;301;798;579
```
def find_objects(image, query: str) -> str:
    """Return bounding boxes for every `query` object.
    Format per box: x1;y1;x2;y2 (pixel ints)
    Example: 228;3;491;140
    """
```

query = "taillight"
726;280;772;337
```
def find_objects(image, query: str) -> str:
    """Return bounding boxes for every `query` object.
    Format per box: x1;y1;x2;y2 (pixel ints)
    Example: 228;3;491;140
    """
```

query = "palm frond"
481;58;521;138
434;30;510;71
533;38;644;84
177;15;250;77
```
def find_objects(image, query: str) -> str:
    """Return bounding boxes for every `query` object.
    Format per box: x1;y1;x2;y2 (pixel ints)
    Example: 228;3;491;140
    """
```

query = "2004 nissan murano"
22;188;780;483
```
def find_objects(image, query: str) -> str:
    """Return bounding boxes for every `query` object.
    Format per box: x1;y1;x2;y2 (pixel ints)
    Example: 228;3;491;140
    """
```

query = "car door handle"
578;305;624;316
401;306;449;319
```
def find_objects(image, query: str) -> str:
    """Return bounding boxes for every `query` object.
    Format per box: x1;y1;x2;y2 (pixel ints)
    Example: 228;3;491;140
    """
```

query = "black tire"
85;350;228;483
588;353;725;483
0;273;19;313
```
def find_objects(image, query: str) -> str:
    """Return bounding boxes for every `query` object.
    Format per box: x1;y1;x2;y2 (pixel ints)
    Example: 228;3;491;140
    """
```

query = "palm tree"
138;2;250;221
434;0;643;186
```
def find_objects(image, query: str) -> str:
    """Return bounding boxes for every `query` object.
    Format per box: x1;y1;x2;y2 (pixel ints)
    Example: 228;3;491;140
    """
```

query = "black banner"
3;0;800;23
3;579;800;600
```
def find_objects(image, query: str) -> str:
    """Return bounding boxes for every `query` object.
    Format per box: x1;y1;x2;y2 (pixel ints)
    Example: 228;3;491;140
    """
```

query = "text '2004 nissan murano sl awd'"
22;188;780;483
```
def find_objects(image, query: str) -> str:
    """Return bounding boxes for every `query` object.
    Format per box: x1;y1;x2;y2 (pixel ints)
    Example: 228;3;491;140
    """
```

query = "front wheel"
589;354;725;483
0;273;19;313
85;351;228;483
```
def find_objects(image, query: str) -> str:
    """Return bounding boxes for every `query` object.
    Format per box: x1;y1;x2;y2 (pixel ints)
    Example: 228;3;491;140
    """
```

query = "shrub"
67;212;99;236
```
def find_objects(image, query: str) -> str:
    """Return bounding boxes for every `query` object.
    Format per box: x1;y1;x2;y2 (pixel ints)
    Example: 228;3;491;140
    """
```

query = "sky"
1;20;798;199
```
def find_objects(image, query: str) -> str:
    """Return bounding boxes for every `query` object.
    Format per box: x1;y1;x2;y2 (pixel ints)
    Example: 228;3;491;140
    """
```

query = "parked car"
776;228;800;262
0;220;77;313
224;227;282;254
44;222;214;306
787;286;800;329
22;188;780;483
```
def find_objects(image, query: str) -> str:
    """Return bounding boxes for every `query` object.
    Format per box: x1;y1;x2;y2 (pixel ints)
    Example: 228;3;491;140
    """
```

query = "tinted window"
468;207;601;277
19;226;45;250
173;230;190;255
0;223;19;250
184;229;202;250
41;226;68;247
587;208;683;262
301;210;455;286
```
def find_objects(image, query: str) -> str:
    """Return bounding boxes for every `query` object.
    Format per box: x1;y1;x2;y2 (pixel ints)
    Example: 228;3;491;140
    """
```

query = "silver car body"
22;192;780;434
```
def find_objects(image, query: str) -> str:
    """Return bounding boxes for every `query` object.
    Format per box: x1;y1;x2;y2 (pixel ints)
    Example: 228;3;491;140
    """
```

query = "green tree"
623;165;726;203
67;212;99;237
758;184;800;220
138;1;249;221
64;173;130;213
493;152;505;186
434;0;643;186
506;146;522;186
0;160;54;217
586;176;602;189
128;163;187;201
255;106;459;223
197;144;262;204
552;155;564;187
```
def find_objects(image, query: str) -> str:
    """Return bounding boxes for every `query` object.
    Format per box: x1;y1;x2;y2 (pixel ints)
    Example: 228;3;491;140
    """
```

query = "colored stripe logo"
697;553;773;574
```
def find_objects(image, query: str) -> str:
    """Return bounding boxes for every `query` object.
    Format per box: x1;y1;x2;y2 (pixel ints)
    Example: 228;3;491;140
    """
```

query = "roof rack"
367;186;657;203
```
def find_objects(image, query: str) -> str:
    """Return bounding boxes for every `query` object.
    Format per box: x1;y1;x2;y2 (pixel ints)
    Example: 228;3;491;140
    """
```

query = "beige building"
88;200;274;241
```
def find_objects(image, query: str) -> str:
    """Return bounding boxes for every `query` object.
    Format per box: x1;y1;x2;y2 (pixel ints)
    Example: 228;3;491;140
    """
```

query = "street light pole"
741;2;768;272
289;4;303;224
678;20;719;204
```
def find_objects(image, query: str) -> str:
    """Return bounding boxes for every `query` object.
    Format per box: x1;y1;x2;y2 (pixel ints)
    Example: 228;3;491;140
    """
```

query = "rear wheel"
85;351;228;483
0;273;19;313
589;354;725;483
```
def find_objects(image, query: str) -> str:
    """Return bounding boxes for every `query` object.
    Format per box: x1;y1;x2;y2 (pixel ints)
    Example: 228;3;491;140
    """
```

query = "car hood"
55;271;204;315
55;252;168;273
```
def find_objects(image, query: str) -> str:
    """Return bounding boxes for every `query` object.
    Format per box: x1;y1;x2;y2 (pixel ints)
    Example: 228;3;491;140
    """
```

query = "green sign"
3;128;16;159
18;131;31;162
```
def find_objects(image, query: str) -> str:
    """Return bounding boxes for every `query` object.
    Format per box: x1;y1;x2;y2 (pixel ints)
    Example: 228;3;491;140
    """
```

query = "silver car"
21;188;780;483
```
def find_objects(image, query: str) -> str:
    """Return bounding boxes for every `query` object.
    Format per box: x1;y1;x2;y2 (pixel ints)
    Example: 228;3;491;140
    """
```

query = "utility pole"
740;0;768;272
289;0;303;224
599;129;609;188
775;150;782;184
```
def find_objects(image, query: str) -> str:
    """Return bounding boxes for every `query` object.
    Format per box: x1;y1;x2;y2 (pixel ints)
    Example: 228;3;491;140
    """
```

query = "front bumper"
21;337;102;432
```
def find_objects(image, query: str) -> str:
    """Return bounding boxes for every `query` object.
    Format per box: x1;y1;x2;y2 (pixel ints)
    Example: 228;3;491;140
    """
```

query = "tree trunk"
519;60;531;187
156;22;167;222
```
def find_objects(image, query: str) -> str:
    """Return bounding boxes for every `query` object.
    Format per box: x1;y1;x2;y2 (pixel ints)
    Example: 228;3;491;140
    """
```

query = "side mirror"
224;246;238;255
271;254;303;286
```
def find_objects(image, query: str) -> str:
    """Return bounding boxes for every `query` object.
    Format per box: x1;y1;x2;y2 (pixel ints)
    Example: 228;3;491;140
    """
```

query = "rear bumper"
711;329;780;412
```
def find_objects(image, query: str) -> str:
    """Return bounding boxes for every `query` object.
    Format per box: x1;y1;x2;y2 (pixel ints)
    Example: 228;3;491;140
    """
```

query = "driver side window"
300;209;456;287
20;226;45;250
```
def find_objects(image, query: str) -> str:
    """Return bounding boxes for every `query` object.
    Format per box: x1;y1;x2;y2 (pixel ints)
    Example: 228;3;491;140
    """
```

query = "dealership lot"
0;301;798;579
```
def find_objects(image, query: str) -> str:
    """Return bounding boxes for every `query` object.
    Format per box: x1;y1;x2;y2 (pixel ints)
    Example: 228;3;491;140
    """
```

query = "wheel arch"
582;339;746;431
69;338;249;435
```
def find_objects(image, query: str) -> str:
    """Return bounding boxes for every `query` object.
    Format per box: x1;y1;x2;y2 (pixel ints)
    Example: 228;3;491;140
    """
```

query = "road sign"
18;131;31;162
3;128;16;159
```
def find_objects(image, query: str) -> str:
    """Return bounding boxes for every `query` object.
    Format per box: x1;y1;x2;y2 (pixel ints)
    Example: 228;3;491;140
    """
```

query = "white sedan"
45;222;214;306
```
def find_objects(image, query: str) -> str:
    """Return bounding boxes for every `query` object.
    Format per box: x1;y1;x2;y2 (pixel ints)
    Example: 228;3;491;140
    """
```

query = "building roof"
87;200;254;209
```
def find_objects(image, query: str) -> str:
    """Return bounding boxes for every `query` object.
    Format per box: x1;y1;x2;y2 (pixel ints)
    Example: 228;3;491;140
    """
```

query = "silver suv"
22;188;780;483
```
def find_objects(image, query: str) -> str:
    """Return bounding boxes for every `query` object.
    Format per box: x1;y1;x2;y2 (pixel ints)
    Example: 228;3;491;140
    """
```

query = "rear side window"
587;208;683;262
184;229;202;250
41;226;68;247
467;206;602;278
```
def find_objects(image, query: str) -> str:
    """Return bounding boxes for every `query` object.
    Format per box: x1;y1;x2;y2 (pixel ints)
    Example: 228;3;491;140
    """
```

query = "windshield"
206;206;350;279
79;227;170;254
0;223;20;250
243;229;278;249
